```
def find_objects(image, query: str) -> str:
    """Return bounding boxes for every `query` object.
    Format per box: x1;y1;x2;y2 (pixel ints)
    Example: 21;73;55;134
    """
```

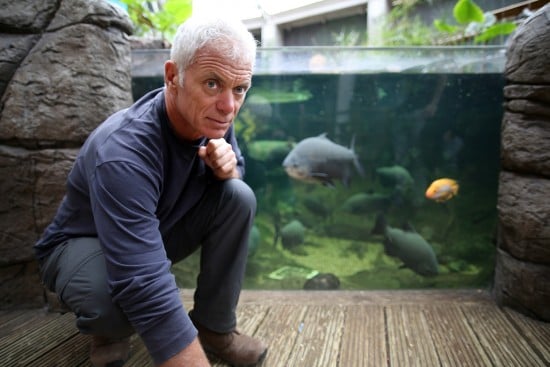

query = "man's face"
167;46;253;141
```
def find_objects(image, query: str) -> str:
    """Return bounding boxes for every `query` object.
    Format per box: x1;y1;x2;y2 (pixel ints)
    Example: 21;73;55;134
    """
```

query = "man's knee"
75;292;134;339
222;179;256;212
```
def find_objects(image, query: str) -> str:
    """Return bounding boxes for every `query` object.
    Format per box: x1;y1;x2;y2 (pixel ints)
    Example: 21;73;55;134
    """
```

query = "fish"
341;192;392;214
280;220;306;250
375;165;414;190
282;133;364;187
247;140;294;163
371;214;439;277
425;178;459;203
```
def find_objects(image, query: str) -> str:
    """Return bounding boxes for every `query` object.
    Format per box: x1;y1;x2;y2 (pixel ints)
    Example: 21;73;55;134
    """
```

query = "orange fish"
425;178;459;203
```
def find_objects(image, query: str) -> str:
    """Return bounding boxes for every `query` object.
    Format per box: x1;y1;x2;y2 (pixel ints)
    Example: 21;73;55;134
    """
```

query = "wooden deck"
1;289;549;366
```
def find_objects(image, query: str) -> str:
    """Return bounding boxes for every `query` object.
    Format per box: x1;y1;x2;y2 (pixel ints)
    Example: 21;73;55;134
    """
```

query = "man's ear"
164;60;178;88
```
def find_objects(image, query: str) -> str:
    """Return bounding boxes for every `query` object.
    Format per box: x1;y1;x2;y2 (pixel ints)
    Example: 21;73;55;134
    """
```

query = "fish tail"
371;214;386;235
354;158;365;177
350;134;356;151
350;135;366;177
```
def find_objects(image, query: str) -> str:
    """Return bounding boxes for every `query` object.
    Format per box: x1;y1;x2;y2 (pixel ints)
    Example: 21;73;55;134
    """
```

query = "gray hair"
170;15;258;86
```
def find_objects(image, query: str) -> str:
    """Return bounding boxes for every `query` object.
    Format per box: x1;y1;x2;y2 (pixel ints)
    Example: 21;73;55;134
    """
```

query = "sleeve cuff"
141;307;198;365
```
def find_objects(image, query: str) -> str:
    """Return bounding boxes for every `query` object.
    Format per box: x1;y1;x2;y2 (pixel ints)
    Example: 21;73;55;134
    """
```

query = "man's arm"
91;161;198;365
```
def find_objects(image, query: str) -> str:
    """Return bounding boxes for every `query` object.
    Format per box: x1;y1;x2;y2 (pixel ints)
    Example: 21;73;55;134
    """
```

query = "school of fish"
278;132;461;278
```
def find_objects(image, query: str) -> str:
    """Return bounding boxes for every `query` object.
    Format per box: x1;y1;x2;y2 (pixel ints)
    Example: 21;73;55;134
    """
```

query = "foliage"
378;0;517;46
380;0;439;46
331;29;362;46
434;0;517;44
121;0;192;40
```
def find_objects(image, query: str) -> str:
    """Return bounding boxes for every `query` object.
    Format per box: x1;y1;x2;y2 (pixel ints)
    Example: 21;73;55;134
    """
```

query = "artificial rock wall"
494;4;550;322
0;0;133;308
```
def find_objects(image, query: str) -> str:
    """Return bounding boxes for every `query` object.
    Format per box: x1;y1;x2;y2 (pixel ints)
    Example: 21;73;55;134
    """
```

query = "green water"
133;71;503;290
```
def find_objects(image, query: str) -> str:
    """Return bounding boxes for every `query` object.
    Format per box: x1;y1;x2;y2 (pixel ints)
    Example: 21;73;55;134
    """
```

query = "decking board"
1;290;549;367
504;307;550;364
0;310;53;339
285;305;345;367
465;304;548;367
38;332;90;367
0;312;78;366
339;305;387;367
251;304;308;367
123;337;153;367
386;305;441;366
422;305;493;366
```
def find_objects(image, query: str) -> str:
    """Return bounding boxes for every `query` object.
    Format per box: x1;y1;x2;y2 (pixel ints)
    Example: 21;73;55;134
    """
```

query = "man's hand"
158;338;210;367
197;138;240;180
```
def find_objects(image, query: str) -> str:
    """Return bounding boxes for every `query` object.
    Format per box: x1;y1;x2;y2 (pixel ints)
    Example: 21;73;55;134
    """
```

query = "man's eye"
206;80;218;89
235;86;248;95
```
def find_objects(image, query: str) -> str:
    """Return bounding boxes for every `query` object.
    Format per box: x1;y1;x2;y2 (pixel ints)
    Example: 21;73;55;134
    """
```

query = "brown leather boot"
89;336;130;367
194;322;268;367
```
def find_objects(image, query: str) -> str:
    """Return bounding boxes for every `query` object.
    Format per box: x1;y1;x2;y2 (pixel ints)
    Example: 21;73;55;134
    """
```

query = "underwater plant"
234;109;257;146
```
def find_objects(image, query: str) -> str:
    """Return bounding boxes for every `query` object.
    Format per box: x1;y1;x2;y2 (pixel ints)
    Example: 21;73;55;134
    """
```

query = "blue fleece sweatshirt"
34;87;245;364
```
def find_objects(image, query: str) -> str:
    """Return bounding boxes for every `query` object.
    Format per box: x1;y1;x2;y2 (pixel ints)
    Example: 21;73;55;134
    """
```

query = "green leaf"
120;0;192;38
453;0;484;24
433;19;458;33
163;0;193;22
474;22;517;43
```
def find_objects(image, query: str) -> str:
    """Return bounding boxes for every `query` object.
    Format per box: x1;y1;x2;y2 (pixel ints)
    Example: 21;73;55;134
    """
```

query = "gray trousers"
40;179;256;338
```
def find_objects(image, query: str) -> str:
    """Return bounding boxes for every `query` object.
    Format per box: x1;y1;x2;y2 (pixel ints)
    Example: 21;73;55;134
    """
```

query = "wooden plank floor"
1;289;549;367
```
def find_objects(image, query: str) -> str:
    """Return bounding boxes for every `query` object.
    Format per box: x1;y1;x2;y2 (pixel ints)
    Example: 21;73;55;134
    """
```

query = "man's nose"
216;90;236;114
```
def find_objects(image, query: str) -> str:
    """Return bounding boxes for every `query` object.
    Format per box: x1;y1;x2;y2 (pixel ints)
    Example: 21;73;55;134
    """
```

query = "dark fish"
247;140;294;163
375;165;414;191
371;215;439;277
281;220;306;249
341;192;392;214
302;196;331;218
282;133;364;187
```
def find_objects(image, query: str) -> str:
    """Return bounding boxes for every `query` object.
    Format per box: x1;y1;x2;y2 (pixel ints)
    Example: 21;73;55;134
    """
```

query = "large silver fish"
371;215;439;277
282;133;364;187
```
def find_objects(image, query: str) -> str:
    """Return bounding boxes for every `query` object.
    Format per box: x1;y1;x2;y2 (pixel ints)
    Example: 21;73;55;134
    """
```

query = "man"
34;15;267;367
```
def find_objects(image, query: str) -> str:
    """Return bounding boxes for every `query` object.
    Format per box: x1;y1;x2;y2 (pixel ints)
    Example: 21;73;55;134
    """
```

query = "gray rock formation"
0;0;133;308
494;4;550;321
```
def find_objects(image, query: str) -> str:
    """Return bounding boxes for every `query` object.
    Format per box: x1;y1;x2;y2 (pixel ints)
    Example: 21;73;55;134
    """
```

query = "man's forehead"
190;51;252;82
193;46;252;70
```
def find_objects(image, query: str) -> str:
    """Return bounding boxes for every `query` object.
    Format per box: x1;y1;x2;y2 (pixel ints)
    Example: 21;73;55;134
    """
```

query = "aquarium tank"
132;46;506;290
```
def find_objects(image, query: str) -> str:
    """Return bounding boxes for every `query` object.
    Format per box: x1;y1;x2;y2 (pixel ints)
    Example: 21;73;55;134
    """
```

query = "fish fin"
371;214;386;235
342;174;350;188
383;239;398;257
310;172;329;178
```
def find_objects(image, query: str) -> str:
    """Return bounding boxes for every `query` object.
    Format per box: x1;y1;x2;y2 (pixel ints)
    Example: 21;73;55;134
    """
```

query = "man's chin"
204;128;229;139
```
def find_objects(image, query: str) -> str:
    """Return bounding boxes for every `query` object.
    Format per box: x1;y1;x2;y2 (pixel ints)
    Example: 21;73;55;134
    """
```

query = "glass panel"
132;47;505;290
